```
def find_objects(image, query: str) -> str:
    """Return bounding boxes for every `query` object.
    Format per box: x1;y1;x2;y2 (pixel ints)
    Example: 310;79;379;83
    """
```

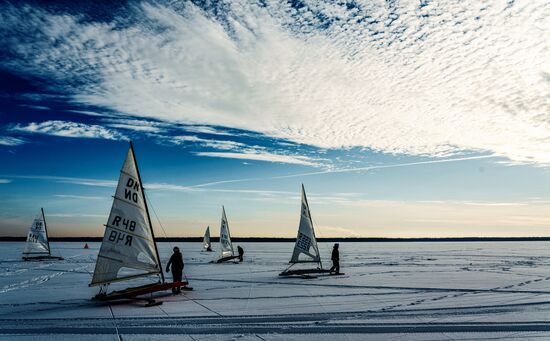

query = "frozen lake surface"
1;241;550;340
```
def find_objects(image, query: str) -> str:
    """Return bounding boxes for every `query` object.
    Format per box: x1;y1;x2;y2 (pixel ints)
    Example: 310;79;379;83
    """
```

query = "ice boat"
216;206;239;263
89;142;190;305
279;184;330;277
202;226;213;252
22;208;64;261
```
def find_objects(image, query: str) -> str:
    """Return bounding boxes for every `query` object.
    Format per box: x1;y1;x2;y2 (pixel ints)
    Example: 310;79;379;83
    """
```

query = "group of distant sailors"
165;243;340;294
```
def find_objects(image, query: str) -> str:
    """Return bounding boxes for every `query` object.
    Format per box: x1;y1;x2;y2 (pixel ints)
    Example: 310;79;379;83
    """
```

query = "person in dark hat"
165;246;184;294
329;243;340;274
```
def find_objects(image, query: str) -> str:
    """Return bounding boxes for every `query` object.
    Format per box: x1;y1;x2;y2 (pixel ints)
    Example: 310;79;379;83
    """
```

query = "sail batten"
90;144;162;287
104;224;155;242
90;271;162;287
112;196;147;210
289;185;322;266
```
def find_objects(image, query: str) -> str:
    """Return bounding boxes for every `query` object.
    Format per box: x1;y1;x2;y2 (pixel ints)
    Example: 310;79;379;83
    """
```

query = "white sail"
23;209;50;256
219;207;234;259
90;146;161;286
202;226;211;251
289;185;321;264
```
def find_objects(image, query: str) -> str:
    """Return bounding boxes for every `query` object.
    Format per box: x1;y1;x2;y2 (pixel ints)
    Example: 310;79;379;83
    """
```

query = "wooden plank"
22;255;64;261
216;255;240;263
94;281;190;301
279;268;332;277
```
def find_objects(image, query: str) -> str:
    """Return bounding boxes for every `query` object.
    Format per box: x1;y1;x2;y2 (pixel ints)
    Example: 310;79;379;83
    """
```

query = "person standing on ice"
237;245;244;262
165;246;184;294
329;243;340;274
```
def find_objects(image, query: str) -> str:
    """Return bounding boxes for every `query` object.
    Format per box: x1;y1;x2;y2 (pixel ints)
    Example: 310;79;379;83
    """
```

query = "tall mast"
302;184;322;269
41;207;51;256
129;141;165;283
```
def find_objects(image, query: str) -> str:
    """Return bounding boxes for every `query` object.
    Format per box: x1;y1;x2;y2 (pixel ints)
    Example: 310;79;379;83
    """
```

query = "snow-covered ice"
1;241;550;340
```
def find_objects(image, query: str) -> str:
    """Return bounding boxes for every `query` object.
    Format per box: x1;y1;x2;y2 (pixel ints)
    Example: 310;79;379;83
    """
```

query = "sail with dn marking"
202;226;211;251
23;209;50;257
219;207;234;259
90;144;162;286
289;184;321;264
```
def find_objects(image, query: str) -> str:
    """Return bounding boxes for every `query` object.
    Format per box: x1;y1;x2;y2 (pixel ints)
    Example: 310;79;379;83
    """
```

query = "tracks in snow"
188;277;550;295
2;313;550;335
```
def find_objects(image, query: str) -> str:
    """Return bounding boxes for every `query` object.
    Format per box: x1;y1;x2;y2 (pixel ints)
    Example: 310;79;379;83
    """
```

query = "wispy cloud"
102;118;168;133
19;104;50;110
182;125;234;136
0;179;12;184
171;134;325;166
54;194;103;200
48;213;105;218
13;121;125;140
0;136;26;146
195;151;322;167
1;2;548;163
172;135;247;151
3;175;117;187
69;110;115;117
272;155;497;179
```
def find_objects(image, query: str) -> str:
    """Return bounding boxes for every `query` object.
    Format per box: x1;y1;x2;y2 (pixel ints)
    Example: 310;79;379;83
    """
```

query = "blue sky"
1;0;549;237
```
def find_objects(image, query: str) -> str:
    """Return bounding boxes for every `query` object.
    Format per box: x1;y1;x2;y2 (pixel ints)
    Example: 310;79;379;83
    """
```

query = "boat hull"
216;255;240;263
22;255;64;261
93;281;191;302
279;268;332;277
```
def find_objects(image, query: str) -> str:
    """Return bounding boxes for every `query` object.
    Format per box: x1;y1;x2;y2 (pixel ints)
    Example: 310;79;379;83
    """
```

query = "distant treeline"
2;236;550;242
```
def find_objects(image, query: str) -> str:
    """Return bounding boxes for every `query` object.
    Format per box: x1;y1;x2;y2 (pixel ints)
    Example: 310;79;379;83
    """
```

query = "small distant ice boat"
89;142;190;305
216;206;239;263
22;208;63;261
202;226;213;252
279;184;330;277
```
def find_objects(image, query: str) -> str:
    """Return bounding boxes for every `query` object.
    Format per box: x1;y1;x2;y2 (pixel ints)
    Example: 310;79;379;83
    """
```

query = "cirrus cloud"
1;1;549;163
13;120;125;140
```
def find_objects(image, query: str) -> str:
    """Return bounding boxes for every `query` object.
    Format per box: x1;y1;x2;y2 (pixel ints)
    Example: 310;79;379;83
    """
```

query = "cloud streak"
0;136;26;146
54;194;103;200
195;151;322;167
271;154;498;179
13;121;125;140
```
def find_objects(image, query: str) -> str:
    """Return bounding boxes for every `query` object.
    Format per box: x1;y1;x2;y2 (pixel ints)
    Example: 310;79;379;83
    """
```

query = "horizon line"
3;236;550;242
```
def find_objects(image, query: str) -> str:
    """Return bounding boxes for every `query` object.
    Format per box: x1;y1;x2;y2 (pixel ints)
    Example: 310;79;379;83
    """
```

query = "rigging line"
310;215;332;256
144;192;173;249
144;192;191;282
144;192;194;282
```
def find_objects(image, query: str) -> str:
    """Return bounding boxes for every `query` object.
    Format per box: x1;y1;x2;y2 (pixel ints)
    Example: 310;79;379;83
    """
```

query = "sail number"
124;178;140;203
111;216;136;231
296;232;311;251
27;232;40;243
108;215;136;246
108;230;133;246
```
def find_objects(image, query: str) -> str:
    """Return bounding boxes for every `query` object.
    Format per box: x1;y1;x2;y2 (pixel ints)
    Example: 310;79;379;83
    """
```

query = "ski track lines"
0;264;90;294
187;276;550;295
0;272;64;294
2;315;550;335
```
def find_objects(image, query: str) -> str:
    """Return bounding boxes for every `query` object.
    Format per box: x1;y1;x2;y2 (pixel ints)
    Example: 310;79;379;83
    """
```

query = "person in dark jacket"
237;245;244;262
329;243;340;274
165;246;184;294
